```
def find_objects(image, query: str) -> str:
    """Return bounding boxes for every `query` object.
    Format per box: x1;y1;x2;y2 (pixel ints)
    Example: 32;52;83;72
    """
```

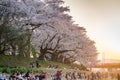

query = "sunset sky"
64;0;120;60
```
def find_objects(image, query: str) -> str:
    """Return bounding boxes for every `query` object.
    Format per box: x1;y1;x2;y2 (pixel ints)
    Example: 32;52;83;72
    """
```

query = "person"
118;73;120;80
56;70;62;80
65;73;71;80
16;72;24;80
36;58;40;68
55;65;58;69
9;73;16;80
0;71;6;80
24;71;30;79
48;64;52;69
71;71;77;80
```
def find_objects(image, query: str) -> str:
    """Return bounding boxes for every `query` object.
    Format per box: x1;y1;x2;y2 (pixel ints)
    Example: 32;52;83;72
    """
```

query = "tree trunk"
39;53;45;60
51;54;58;61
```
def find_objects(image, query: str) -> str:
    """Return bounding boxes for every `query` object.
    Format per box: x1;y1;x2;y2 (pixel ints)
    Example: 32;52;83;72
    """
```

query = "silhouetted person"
118;73;120;80
36;58;40;68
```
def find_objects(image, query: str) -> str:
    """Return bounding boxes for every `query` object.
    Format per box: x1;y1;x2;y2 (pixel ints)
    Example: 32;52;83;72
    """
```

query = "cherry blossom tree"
0;0;98;66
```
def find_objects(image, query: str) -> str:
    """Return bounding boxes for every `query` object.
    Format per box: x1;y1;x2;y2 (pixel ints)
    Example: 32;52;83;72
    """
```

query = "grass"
0;54;82;74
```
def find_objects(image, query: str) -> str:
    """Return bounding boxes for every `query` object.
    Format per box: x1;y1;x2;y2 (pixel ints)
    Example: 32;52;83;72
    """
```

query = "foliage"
0;54;35;67
0;67;32;73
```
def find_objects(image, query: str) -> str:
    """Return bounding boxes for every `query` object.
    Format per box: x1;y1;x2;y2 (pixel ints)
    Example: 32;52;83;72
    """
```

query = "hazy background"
64;0;120;60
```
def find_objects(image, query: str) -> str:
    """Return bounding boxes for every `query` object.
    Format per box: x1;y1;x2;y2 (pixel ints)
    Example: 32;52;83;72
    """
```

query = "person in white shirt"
0;72;6;80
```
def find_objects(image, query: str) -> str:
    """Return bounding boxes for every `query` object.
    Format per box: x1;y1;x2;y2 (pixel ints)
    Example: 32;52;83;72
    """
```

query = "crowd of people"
65;71;120;80
0;70;120;80
0;71;47;80
48;64;58;69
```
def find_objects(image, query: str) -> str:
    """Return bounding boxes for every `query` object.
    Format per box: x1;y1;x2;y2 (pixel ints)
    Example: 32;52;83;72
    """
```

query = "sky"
64;0;120;60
